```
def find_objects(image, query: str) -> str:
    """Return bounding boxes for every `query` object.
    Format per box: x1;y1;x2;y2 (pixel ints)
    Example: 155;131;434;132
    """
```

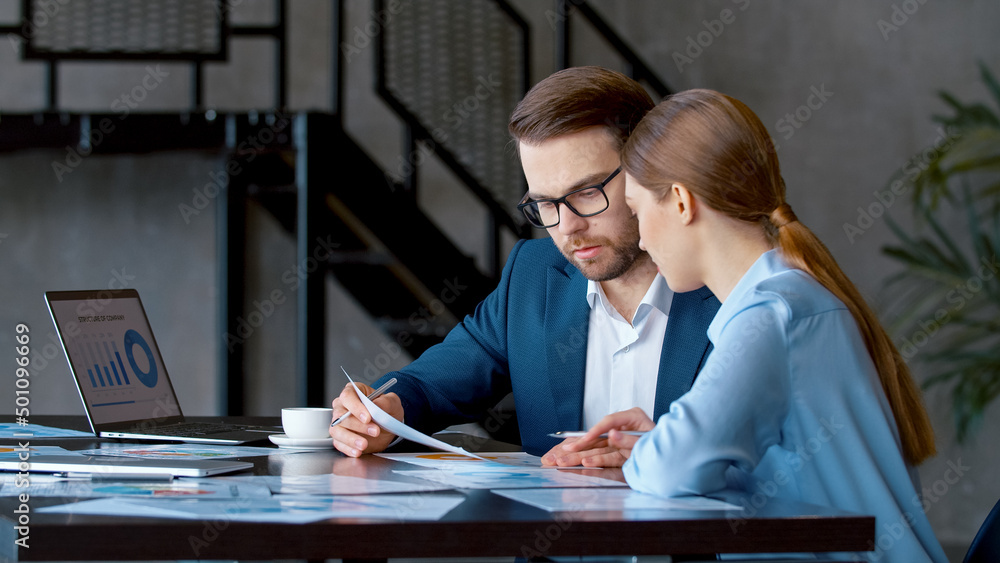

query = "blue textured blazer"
376;238;720;455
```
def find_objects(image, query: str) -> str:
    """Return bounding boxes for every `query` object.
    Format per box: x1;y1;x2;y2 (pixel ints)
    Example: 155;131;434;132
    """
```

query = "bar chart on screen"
77;330;157;392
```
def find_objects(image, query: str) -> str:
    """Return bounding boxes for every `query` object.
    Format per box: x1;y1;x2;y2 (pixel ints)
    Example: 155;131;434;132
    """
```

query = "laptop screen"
45;289;184;429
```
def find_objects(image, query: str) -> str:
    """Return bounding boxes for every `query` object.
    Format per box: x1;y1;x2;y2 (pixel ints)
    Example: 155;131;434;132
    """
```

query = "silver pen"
330;375;398;428
548;430;647;439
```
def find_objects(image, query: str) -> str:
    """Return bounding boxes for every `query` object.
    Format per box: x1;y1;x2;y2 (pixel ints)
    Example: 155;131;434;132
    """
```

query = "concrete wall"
1;0;998;557
552;1;1000;552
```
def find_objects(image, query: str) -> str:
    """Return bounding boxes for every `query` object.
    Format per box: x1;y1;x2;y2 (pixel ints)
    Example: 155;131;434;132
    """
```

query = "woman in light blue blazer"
566;89;947;562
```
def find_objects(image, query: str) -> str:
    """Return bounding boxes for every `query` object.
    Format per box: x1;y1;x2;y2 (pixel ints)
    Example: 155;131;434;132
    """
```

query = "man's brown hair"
509;66;654;149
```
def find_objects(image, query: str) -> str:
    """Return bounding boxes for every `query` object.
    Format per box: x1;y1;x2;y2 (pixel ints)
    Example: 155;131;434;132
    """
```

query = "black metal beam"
0;113;79;152
0;113;227;153
555;0;571;70
569;1;671;97
46;61;56;111
192;62;204;111
276;0;288;109
294;114;332;407
220;113;247;415
331;0;344;118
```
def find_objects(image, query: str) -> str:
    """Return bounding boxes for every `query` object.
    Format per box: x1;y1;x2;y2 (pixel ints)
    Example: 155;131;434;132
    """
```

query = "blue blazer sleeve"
374;239;527;436
372;237;718;456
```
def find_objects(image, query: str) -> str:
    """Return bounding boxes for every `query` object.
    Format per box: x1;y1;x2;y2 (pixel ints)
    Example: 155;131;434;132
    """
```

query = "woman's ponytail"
623;89;936;465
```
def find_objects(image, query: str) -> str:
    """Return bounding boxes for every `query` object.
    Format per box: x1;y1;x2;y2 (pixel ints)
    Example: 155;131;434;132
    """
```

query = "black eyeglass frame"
517;167;622;228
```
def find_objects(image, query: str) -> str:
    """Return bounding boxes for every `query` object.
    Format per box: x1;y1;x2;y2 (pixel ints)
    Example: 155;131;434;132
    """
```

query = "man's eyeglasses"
517;168;621;229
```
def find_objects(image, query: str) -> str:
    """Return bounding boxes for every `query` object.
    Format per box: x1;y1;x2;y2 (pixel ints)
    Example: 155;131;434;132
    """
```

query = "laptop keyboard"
146;422;248;436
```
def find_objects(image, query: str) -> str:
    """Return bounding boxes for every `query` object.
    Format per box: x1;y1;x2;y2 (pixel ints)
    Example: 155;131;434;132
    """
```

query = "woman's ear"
672;183;696;226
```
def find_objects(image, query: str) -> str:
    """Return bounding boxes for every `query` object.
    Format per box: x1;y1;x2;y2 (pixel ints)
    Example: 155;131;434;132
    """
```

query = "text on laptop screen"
48;294;182;425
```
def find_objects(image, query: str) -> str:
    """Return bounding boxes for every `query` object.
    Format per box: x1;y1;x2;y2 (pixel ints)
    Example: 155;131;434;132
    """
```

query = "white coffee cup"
281;407;334;440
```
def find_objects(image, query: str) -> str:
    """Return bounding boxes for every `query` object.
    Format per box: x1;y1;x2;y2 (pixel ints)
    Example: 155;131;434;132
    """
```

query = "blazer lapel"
653;286;720;417
544;261;590;431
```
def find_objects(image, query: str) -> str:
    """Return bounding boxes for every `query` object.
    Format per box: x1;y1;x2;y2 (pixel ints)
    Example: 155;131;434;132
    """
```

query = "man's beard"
558;218;645;282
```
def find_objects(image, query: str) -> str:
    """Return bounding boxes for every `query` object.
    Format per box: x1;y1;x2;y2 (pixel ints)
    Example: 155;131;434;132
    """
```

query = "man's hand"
551;407;656;467
541;437;629;467
330;382;404;457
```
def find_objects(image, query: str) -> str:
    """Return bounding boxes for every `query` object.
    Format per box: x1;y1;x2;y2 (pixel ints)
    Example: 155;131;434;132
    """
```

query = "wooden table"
0;416;873;561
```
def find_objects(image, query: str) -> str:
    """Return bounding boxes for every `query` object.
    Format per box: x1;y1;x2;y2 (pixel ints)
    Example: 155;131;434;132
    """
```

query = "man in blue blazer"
332;67;720;462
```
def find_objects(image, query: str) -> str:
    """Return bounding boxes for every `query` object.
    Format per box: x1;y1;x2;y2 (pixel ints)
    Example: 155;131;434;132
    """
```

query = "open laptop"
45;289;283;444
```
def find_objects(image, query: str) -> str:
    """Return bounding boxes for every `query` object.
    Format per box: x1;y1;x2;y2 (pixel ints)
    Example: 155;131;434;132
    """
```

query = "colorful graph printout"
377;451;550;469
0;476;271;499
72;444;280;460
0;423;92;438
0;445;81;459
259;474;453;495
394;467;628;490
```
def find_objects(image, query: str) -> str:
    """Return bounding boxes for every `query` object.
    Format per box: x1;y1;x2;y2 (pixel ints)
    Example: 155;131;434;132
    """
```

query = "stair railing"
554;0;671;97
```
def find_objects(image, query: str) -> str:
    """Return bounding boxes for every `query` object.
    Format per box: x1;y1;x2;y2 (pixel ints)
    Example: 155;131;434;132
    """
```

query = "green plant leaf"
883;64;1000;444
978;60;1000;116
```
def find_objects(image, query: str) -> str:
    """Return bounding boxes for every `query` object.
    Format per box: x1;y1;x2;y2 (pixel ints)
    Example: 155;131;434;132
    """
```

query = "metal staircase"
1;0;672;417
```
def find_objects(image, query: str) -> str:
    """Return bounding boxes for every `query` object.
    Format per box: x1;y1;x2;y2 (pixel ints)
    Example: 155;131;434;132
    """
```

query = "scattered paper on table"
0;445;82;459
491;487;742;512
41;493;466;523
1;476;271;499
72;443;280;460
395;467;628;489
257;474;453;495
346;376;494;462
377;451;550;469
0;423;92;438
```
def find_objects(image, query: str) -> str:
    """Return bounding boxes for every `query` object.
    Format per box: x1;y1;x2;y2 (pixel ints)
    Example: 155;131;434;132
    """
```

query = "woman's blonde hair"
621;89;935;465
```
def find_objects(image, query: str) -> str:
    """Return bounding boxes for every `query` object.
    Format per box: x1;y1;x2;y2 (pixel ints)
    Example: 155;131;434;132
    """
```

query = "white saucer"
268;434;334;449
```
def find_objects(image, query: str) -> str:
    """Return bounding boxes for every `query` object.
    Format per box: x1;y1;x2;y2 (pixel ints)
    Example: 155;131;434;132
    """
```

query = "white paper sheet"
256;474;453;495
394;467;628;490
491;487;742;512
40;493;466;523
377;451;549;469
346;377;493;461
